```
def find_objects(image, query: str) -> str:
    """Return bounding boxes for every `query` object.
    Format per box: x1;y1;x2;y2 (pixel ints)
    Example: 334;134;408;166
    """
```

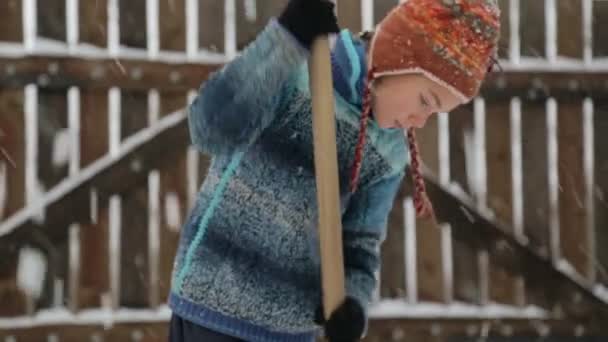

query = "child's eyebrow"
430;90;442;108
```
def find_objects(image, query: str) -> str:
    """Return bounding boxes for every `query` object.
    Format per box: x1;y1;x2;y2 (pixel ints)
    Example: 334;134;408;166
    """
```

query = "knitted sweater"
169;19;409;342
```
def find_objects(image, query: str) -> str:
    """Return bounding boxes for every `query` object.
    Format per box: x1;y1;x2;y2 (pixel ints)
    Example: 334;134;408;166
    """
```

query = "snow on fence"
0;0;607;339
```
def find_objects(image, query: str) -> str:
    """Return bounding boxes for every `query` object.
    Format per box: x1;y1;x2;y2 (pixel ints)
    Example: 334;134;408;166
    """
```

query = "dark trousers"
169;314;245;342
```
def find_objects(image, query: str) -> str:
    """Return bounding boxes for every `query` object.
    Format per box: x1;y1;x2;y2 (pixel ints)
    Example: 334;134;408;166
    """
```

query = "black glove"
314;296;366;342
278;0;340;48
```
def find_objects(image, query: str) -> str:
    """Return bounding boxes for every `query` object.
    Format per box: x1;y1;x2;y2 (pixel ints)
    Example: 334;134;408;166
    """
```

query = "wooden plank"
0;0;22;42
485;99;520;305
159;91;187;118
37;0;66;41
558;101;590;278
155;93;188;304
0;56;221;91
199;0;225;54
236;0;284;50
120;185;150;307
374;0;397;25
78;207;110;309
519;0;546;58
37;89;69;190
594;99;608;285
448;104;480;304
77;90;110;309
0;90;24;315
0;251;27;316
0;90;25;219
520;100;552;311
558;0;583;59
157;153;187;305
521;101;550;255
79;0;108;47
412;116;447;302
497;0;510;59
119;0;147;48
593;0;608;57
337;0;362;33
121;91;149;140
36;89;70;311
117;88;150;307
3;56;608;99
159;0;186;51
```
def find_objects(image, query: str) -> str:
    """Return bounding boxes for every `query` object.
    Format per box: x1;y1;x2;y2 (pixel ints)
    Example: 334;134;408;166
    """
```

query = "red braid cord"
349;68;376;193
407;128;435;219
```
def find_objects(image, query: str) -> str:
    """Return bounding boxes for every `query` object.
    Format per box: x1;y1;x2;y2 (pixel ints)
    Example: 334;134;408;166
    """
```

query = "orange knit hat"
349;0;501;218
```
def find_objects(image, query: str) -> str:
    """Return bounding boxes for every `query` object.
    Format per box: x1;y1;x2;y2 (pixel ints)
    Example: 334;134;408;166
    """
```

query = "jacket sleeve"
341;172;404;311
188;19;308;155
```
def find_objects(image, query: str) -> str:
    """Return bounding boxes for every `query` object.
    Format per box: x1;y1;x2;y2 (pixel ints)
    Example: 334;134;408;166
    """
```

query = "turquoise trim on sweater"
175;150;246;291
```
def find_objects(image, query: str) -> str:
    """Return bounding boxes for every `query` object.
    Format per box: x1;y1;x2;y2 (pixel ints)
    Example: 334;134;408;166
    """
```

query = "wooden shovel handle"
309;36;346;320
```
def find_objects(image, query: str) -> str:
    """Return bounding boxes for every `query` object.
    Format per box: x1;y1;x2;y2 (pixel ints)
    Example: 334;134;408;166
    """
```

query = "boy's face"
371;73;462;129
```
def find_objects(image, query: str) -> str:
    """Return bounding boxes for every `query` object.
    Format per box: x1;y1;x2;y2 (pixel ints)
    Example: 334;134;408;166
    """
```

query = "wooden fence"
1;0;608;341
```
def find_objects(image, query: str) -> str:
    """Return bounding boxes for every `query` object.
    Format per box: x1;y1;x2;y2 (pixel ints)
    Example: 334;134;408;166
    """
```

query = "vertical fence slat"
77;90;110;309
224;0;237;59
373;0;396;25
199;0;225;54
155;93;190;302
520;0;546;58
583;99;596;282
414;115;449;303
448;104;481;304
66;0;79;50
0;0;22;42
521;101;550;254
146;0;159;58
558;101;590;278
593;99;608;286
35;89;71;311
119;0;147;48
497;0;510;59
121;91;149;140
521;100;551;310
486;99;521;305
118;88;150;308
159;0;186;51
37;0;66;41
79;0;107;47
120;186;150;308
0;90;25;220
0;88;26;317
336;0;362;33
593;0;608;57
558;0;584;59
